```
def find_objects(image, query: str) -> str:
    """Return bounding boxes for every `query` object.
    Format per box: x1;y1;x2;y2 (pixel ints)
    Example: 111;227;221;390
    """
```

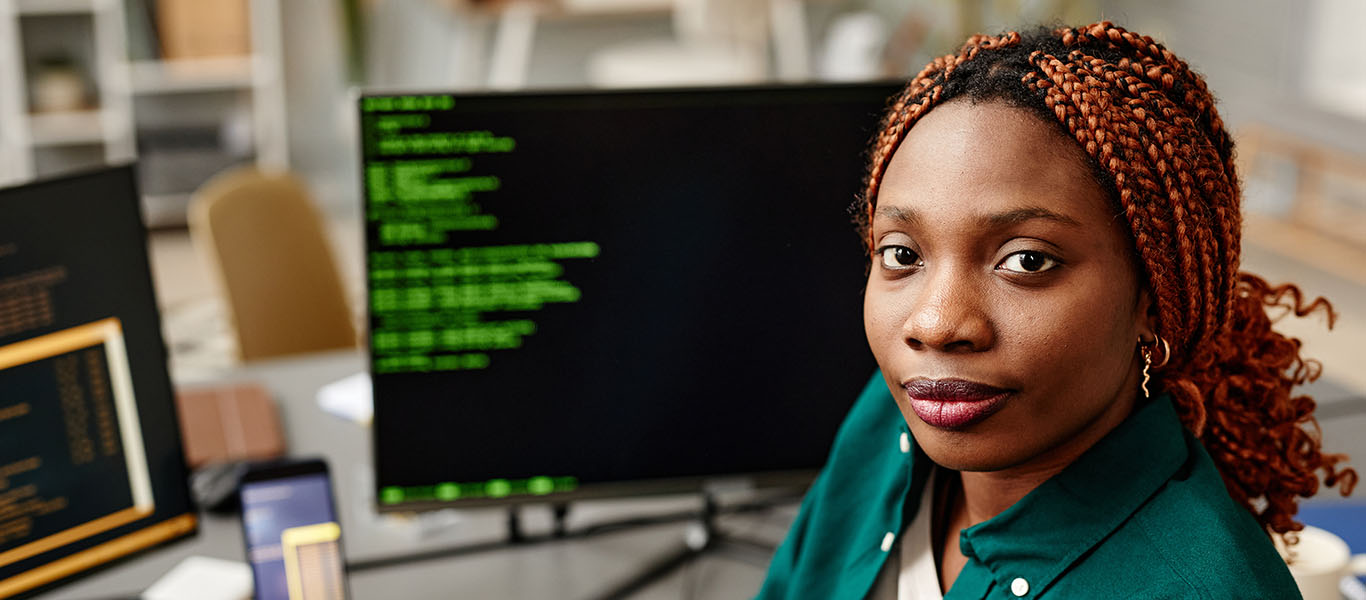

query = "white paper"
143;555;252;600
317;371;373;425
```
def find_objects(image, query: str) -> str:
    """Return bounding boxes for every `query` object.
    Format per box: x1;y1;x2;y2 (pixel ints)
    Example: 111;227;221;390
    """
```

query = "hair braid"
1062;26;1239;356
861;31;1023;235
858;21;1357;536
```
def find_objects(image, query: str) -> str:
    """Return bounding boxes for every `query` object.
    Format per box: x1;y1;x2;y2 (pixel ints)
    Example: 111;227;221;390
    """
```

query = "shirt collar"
954;394;1190;598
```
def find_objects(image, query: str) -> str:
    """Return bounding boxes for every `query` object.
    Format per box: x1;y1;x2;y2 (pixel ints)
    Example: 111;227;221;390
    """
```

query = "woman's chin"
905;425;1024;472
921;445;1022;472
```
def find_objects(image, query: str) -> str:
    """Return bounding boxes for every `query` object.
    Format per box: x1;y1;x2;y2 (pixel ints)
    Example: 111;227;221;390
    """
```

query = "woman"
759;22;1357;599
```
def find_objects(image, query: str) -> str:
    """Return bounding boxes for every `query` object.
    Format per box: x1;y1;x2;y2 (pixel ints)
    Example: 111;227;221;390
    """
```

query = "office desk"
43;350;790;599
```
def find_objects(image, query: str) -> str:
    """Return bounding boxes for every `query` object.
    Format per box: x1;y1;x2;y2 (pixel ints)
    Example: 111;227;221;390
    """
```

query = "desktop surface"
37;350;789;600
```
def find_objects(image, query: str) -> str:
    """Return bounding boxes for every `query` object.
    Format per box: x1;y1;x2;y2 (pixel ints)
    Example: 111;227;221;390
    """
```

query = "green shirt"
757;373;1301;599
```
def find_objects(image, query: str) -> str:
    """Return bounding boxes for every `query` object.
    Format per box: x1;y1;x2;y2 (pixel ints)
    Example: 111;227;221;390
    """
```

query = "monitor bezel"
0;164;199;598
357;82;901;513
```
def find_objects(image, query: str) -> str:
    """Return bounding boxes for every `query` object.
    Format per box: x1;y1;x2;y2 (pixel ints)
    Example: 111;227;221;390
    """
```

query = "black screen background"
0;166;194;587
366;85;898;495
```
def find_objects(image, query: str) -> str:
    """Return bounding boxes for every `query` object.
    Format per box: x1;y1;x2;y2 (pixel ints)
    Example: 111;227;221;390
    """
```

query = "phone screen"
240;469;347;600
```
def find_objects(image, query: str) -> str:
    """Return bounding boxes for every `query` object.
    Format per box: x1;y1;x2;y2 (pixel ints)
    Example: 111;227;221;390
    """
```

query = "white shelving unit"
128;56;255;93
28;109;122;145
0;0;287;215
0;0;134;186
0;1;34;185
13;0;100;15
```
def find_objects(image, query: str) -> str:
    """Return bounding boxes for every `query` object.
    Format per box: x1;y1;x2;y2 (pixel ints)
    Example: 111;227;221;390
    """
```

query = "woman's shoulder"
757;373;929;600
1064;431;1301;598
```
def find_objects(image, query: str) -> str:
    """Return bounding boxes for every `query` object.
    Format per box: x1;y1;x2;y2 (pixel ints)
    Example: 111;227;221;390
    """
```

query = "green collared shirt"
758;373;1301;599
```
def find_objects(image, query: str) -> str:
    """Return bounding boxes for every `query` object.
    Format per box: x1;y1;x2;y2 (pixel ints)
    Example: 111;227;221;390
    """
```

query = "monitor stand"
348;490;796;590
586;493;778;600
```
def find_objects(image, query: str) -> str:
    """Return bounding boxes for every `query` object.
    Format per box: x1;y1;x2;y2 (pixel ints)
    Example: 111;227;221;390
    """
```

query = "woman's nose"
902;267;994;353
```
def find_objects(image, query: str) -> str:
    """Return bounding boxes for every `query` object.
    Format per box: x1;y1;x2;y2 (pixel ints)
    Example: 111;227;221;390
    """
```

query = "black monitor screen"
361;84;897;509
0;166;196;597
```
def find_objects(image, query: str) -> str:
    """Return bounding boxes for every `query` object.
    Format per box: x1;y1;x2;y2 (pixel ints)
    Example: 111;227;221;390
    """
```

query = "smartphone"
239;458;350;600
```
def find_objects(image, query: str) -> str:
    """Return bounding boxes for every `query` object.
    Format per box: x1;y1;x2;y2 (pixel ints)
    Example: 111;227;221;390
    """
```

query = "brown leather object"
190;168;358;361
175;383;286;468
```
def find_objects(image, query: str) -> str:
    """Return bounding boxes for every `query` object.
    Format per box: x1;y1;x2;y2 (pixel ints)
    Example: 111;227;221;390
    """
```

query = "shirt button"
880;532;895;552
1011;577;1029;597
899;432;910;454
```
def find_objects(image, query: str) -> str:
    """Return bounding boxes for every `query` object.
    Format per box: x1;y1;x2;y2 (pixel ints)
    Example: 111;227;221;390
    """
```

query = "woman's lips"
903;378;1012;429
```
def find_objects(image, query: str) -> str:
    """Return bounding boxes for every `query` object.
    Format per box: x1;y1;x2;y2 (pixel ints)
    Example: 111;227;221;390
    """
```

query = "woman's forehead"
876;100;1111;229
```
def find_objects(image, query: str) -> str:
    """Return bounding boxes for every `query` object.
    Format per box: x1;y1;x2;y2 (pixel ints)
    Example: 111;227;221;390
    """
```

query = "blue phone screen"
240;472;345;600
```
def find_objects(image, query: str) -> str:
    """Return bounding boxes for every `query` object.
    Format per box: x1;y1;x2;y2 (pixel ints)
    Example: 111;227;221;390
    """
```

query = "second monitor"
0;166;196;598
361;83;899;510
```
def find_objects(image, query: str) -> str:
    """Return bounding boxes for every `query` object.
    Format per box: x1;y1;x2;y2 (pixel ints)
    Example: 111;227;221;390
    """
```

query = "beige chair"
189;167;357;361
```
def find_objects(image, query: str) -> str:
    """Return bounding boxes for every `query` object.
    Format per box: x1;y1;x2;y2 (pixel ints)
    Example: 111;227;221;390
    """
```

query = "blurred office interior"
2;0;1364;598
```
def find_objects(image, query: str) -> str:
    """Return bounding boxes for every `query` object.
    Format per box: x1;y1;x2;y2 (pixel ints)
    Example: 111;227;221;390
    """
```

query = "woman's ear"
1135;288;1158;341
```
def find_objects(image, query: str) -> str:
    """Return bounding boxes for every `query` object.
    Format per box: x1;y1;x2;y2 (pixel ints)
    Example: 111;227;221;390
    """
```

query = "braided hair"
858;22;1357;536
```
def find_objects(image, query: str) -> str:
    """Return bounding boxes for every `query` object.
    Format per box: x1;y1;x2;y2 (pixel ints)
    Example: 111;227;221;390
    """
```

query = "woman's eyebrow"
981;206;1082;229
875;205;921;227
874;205;1081;229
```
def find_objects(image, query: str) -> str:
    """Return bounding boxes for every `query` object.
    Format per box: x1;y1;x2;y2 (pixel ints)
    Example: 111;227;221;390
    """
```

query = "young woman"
759;22;1357;599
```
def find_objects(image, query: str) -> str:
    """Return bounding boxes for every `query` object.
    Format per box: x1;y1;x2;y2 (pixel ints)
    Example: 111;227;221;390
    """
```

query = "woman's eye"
878;246;921;270
997;251;1059;274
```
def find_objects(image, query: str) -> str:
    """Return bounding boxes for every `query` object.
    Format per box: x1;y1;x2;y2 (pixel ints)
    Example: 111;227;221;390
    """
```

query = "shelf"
28;109;111;146
14;0;96;16
465;0;671;19
129;56;256;94
556;0;671;15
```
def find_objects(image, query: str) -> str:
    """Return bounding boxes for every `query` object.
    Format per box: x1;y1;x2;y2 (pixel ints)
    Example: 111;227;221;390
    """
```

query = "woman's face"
864;100;1152;472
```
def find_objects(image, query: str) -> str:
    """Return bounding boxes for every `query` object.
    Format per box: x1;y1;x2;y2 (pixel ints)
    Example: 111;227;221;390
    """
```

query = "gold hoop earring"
1152;336;1170;369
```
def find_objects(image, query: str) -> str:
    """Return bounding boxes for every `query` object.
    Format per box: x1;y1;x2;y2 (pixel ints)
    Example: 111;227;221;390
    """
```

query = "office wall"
1096;0;1366;156
277;0;1366;224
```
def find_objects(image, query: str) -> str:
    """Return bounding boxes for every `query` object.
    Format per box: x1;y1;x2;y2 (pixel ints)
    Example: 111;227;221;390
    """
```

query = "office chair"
189;167;357;361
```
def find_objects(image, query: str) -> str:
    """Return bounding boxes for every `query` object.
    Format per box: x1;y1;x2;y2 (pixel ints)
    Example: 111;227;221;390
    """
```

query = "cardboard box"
157;0;251;60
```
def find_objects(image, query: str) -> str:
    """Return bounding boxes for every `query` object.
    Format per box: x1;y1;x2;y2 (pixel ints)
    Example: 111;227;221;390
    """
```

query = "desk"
37;351;1366;598
42;350;792;599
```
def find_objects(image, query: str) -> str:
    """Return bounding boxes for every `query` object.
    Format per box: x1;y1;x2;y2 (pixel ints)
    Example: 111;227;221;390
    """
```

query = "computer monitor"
361;83;899;511
0;166;196;598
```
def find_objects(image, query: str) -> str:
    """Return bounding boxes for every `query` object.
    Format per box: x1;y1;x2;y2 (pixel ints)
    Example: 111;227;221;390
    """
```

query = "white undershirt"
898;468;944;600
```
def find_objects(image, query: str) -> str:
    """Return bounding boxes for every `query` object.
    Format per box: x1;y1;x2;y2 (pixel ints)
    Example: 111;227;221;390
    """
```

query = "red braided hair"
859;22;1357;536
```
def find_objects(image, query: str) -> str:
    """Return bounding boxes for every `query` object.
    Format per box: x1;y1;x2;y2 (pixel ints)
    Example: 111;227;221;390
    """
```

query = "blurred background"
2;1;1364;597
2;0;1366;459
0;0;1362;471
3;0;1365;464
